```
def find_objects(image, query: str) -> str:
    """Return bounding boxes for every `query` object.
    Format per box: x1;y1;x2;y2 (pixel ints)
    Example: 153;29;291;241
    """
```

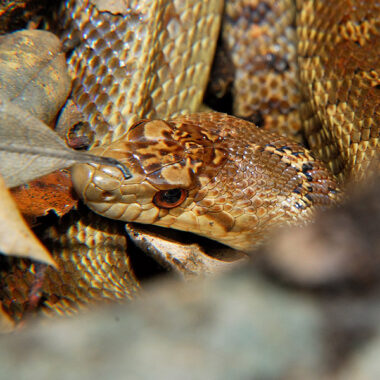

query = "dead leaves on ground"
0;94;130;188
0;175;55;265
0;29;71;126
0;29;74;263
0;30;131;188
10;171;77;225
0;29;141;329
0;30;130;270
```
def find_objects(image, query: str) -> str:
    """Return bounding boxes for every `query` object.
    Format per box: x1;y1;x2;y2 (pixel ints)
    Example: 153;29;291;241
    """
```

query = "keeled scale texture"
222;0;302;139
61;0;223;147
1;209;139;319
41;0;379;313
298;0;380;181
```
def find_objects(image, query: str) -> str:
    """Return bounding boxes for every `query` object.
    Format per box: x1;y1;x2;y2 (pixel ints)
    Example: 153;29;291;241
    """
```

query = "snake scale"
1;0;379;321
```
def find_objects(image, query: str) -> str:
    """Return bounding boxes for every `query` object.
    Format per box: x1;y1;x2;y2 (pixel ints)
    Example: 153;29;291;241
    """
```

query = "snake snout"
71;163;123;203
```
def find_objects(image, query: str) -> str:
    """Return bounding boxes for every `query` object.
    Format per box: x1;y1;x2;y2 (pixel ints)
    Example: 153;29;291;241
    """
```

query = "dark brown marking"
145;163;162;173
305;194;313;202
304;172;313;182
302;163;314;173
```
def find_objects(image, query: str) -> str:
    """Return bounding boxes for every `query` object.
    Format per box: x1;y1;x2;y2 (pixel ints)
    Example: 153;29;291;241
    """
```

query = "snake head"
71;116;228;227
72;113;340;252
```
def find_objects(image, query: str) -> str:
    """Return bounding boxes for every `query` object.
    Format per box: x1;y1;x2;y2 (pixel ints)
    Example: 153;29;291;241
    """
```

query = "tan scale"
1;209;139;320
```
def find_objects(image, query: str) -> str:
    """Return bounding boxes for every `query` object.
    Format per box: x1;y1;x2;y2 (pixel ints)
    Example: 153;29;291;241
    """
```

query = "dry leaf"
10;170;77;225
0;29;71;126
0;175;55;265
0;96;130;188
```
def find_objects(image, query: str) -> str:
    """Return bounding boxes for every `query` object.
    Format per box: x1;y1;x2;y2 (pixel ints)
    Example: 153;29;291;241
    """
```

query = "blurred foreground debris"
2;267;380;380
260;175;380;286
0;271;328;380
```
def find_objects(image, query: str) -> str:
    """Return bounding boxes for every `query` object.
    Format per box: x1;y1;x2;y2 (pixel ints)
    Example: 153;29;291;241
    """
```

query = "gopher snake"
70;0;378;250
1;0;379;320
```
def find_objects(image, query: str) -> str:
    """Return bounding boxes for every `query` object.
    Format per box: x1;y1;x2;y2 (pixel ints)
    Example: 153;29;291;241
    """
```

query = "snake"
1;0;379;320
71;112;339;252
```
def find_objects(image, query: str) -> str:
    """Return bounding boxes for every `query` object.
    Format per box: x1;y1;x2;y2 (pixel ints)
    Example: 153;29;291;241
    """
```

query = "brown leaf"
10;170;77;225
0;175;55;265
0;29;71;126
0;96;131;188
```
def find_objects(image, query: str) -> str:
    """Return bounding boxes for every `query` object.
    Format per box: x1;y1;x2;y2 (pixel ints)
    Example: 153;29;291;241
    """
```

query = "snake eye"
153;188;187;208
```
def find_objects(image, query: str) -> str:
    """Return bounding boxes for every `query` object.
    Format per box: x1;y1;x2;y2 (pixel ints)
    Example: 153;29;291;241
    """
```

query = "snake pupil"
162;189;182;203
153;188;187;208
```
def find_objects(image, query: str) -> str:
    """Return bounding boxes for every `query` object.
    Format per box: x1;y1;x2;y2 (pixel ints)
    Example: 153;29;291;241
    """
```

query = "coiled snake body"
71;0;379;250
2;0;379;319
